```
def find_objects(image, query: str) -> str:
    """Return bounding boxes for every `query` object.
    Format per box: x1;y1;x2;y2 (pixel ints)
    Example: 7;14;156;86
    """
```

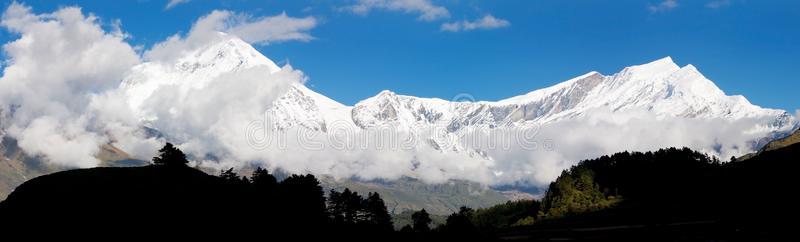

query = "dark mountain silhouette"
0;135;143;200
0;143;395;238
0;165;262;235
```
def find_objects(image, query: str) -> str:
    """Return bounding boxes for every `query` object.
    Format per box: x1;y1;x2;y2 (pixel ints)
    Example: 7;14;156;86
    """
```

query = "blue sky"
1;0;798;112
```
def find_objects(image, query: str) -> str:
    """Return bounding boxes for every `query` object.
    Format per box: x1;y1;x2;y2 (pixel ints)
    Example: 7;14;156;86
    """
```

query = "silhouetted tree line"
2;142;796;240
149;143;396;232
397;144;799;240
208;158;395;235
515;145;799;239
396;201;540;240
326;188;394;232
214;168;396;234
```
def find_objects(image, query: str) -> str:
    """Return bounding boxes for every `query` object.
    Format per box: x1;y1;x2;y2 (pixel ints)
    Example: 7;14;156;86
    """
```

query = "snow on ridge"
119;36;797;169
122;34;794;134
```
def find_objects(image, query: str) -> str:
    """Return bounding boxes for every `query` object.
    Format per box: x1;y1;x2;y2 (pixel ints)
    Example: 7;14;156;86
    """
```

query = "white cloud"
165;0;191;10
440;15;510;32
0;2;149;167
706;0;732;9
145;10;316;62
795;109;800;124
477;108;780;186
0;3;317;168
212;105;784;188
8;116;102;168
227;12;317;45
344;0;450;21
136;66;302;170
649;0;678;13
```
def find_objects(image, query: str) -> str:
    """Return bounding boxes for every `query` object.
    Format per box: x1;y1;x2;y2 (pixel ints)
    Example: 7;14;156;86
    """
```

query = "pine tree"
411;209;432;232
328;189;346;223
442;206;475;234
251;167;277;188
219;168;244;184
152;142;188;167
280;174;327;227
365;192;393;230
343;188;363;223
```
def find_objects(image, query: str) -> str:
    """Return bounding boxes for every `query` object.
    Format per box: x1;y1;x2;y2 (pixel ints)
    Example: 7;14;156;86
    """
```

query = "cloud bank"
0;2;148;167
233;106;782;188
0;3;314;168
474;108;780;186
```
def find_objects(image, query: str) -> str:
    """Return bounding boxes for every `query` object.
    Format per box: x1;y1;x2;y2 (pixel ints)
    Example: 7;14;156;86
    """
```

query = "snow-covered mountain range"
120;35;796;157
115;34;798;187
308;55;792;131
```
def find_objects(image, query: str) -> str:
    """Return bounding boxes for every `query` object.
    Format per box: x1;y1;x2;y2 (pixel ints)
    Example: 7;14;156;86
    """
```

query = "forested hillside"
415;144;799;240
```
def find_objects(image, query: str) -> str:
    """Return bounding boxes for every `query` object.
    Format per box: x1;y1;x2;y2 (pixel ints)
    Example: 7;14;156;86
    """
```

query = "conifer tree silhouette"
412;209;432;232
152;142;188;167
365;192;393;231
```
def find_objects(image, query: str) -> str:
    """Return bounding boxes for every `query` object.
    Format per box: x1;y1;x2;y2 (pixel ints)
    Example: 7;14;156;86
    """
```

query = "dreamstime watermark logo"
245;112;277;151
244;93;554;153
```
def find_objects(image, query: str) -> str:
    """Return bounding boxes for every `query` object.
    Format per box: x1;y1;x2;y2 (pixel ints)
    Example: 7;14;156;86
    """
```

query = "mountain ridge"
120;35;794;132
119;35;796;166
263;56;793;134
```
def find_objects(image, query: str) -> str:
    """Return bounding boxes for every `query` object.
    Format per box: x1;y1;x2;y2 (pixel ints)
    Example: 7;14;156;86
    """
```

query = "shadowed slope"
0;165;237;231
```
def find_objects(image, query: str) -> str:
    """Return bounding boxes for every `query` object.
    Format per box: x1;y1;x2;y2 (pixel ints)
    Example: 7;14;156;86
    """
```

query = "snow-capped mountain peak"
172;33;281;75
121;33;284;115
626;56;680;79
